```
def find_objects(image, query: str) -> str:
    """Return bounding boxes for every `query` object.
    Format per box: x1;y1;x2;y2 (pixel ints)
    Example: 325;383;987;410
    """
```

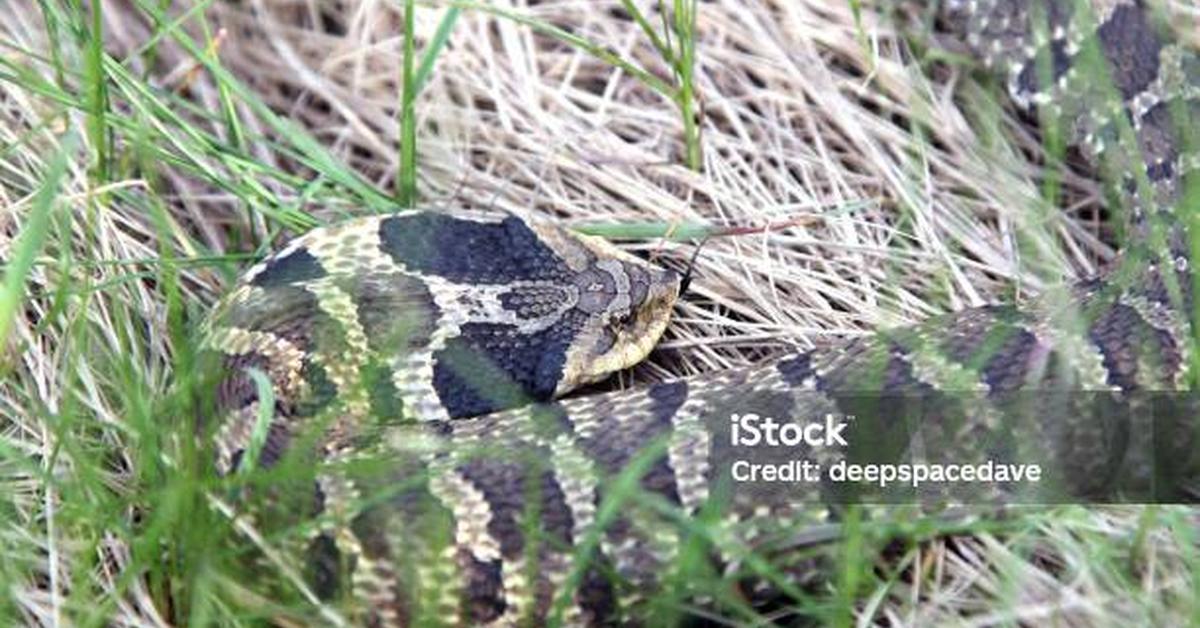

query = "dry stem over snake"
200;1;1198;624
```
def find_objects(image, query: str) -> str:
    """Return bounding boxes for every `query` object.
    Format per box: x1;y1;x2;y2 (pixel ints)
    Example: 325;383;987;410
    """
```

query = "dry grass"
1;0;1196;625
195;0;1113;369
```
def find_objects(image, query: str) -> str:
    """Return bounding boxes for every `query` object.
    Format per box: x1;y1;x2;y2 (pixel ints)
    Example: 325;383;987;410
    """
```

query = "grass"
398;0;418;206
0;0;1197;625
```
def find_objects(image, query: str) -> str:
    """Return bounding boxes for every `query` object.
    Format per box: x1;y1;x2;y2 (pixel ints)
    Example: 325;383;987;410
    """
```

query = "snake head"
559;256;681;393
528;221;682;396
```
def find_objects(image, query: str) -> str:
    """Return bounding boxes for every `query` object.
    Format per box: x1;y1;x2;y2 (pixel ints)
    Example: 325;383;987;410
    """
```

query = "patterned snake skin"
201;1;1198;625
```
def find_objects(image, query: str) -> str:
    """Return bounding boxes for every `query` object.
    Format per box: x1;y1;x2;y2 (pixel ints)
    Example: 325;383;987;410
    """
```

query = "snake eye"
612;311;634;328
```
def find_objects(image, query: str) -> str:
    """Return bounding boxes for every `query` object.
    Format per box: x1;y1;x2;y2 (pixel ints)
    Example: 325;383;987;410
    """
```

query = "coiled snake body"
202;1;1198;624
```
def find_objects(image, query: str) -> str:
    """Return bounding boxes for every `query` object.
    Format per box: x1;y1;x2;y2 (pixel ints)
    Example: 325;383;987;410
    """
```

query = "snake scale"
200;1;1198;625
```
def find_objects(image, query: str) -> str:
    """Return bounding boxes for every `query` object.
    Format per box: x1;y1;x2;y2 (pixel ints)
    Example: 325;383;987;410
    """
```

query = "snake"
199;1;1198;625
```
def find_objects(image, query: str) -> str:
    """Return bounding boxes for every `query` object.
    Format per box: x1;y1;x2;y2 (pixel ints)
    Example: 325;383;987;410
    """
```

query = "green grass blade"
673;0;700;170
0;132;76;360
398;0;418;207
619;0;672;64
237;368;277;475
84;0;110;183
573;220;720;241
413;6;461;94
